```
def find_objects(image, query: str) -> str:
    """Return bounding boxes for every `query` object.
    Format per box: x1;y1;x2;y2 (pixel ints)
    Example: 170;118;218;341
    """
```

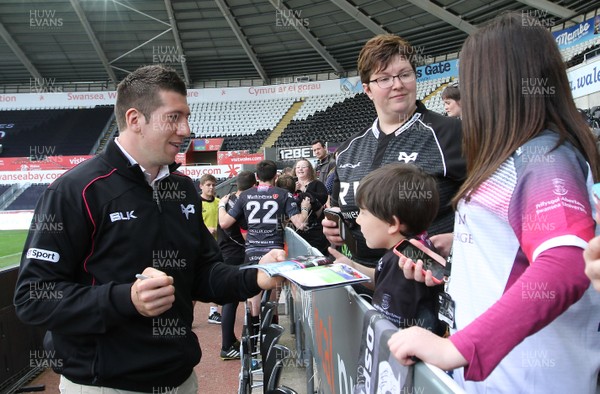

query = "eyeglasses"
369;71;416;89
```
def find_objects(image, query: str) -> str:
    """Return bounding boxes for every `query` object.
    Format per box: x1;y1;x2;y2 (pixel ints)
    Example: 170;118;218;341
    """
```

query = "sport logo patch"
339;162;361;169
26;248;60;263
273;194;279;199
109;211;137;222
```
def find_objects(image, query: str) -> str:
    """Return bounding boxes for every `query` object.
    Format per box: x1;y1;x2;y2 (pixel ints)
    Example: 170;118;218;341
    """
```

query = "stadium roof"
0;0;595;90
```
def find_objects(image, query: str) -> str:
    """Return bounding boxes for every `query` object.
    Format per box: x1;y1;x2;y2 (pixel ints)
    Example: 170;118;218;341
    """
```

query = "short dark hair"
441;85;460;101
356;163;439;237
357;34;417;84
256;160;278;182
311;139;325;147
236;171;256;192
115;64;187;131
199;174;217;185
276;175;295;194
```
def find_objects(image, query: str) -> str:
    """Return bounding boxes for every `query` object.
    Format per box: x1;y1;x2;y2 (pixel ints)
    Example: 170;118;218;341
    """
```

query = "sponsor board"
0;165;242;184
217;150;264;165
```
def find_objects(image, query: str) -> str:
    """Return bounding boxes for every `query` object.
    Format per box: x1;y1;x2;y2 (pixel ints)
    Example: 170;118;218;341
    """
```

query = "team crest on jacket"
181;204;195;219
381;293;391;310
398;152;418;163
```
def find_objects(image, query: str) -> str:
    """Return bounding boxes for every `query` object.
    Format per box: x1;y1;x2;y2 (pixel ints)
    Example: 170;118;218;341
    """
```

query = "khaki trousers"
59;371;198;394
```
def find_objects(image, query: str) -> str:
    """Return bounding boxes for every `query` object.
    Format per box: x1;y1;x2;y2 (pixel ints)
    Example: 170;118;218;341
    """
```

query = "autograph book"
241;255;370;290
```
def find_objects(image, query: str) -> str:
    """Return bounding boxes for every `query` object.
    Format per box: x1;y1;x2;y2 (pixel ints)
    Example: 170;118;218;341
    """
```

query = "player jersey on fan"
449;131;600;394
227;185;299;249
332;101;465;266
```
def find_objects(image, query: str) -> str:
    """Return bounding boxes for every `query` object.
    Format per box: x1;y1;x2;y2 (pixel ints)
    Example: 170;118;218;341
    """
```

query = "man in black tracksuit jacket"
13;65;281;392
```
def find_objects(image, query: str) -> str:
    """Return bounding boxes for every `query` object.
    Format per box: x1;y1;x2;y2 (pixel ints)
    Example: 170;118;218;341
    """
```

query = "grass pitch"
0;229;28;270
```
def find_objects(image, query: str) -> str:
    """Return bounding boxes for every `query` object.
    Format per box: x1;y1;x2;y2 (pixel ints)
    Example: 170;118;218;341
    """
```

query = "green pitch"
0;229;28;270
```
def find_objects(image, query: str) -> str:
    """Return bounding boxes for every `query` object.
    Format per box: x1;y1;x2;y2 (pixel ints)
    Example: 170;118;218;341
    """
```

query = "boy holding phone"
329;163;447;334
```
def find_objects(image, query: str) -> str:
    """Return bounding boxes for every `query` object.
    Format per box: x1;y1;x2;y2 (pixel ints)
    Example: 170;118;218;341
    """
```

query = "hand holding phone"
393;239;447;284
323;208;358;256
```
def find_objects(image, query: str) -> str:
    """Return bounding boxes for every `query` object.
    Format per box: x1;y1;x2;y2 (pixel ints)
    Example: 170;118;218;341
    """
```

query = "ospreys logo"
398;152;418;163
181;204;195;219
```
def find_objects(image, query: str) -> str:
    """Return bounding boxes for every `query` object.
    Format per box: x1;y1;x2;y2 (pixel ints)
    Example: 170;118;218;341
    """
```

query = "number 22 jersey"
227;184;299;250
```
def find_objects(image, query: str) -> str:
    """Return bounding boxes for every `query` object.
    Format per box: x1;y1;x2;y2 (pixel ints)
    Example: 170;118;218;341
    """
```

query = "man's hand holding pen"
131;267;175;317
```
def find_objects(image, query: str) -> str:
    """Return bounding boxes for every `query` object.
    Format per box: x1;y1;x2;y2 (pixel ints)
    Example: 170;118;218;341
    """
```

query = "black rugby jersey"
217;193;246;264
228;184;299;249
373;248;446;335
332;101;466;267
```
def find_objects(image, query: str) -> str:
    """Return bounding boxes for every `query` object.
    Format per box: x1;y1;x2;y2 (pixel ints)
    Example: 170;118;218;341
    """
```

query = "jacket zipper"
152;183;163;213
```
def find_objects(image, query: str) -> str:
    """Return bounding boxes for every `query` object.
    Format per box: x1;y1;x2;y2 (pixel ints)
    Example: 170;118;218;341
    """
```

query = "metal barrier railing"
284;228;464;394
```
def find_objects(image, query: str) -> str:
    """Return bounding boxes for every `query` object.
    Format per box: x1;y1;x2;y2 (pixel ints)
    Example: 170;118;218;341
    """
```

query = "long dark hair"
453;12;600;206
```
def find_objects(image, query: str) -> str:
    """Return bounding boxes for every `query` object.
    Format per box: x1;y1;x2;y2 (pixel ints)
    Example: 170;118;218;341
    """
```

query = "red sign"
0;155;93;171
217;150;264;165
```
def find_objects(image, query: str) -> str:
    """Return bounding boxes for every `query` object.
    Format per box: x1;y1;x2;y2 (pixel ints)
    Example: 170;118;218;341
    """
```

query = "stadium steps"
0;184;29;211
260;100;304;149
94;116;118;154
422;79;454;105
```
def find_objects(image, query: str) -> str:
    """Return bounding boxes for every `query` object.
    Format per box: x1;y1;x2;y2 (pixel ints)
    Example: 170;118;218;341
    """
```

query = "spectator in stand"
441;81;461;118
312;139;335;194
276;174;296;194
293;158;329;255
13;64;283;393
199;174;220;238
219;160;308;335
323;150;338;207
199;173;222;324
277;174;313;234
281;167;294;177
322;33;466;299
217;170;256;360
388;13;600;394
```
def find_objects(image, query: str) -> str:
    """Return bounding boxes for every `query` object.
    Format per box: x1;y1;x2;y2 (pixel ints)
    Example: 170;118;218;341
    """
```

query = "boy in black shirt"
329;163;446;334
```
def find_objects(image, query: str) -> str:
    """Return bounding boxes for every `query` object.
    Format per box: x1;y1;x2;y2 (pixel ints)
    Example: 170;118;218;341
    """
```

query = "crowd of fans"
8;10;600;394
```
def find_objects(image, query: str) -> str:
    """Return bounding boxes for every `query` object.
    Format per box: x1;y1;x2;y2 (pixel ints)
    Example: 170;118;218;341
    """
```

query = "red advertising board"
217;150;264;165
0;155;92;171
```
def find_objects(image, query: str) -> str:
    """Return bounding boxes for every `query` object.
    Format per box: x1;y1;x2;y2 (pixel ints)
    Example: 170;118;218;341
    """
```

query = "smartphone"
323;208;358;256
393;239;447;283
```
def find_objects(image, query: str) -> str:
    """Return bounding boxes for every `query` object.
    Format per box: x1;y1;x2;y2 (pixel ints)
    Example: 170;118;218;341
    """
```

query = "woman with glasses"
293;158;329;255
323;34;466;298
